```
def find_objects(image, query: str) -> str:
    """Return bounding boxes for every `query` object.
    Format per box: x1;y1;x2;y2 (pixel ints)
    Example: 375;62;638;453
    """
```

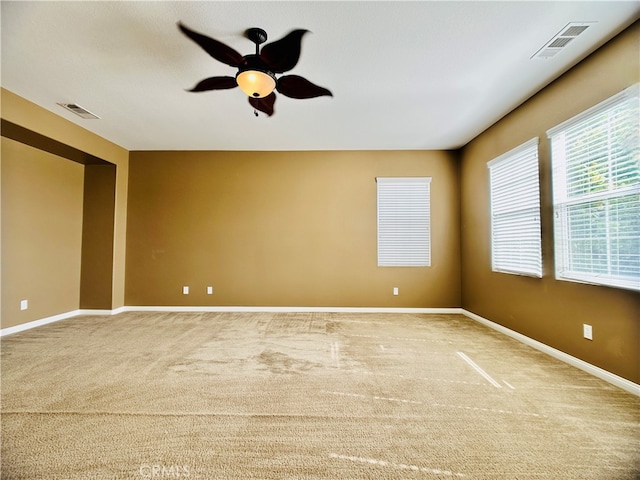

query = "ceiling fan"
178;22;333;117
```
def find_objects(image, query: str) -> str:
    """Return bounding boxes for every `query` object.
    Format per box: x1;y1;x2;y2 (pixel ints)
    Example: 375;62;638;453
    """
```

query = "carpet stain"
256;349;320;375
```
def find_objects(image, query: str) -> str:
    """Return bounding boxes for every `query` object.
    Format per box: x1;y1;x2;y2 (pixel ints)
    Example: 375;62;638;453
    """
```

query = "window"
547;84;640;291
488;138;542;277
377;177;431;267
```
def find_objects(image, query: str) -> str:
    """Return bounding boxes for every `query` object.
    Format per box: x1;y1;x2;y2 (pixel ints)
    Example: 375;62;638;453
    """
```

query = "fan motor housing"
240;54;271;72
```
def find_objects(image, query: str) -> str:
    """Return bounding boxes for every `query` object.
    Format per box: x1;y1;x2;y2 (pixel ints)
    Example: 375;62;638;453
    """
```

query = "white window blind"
377;177;431;267
488;138;542;277
548;84;640;291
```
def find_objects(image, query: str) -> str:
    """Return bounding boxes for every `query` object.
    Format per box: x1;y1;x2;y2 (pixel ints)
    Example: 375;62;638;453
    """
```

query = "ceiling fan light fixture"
236;69;276;98
178;22;332;116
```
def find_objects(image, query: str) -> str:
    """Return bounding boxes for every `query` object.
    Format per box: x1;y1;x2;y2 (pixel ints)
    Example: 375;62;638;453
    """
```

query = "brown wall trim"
1;119;110;165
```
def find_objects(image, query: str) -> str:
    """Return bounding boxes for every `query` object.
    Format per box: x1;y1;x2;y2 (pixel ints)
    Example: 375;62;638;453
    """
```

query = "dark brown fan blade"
178;22;244;68
249;92;276;116
259;29;308;73
277;75;333;99
187;76;238;92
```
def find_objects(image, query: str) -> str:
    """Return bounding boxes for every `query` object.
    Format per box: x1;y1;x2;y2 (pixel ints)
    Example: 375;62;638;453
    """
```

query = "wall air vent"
531;22;595;60
57;103;101;119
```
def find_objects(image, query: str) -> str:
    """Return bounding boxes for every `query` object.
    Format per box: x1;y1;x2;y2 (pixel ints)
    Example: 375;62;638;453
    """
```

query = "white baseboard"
0;310;78;337
461;309;640;397
1;308;120;337
3;305;637;396
78;308;114;316
110;306;128;315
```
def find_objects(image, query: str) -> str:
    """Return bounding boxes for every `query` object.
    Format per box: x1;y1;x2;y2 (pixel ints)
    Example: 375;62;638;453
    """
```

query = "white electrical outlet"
20;300;28;310
182;286;189;295
583;324;593;340
393;287;399;296
207;286;213;295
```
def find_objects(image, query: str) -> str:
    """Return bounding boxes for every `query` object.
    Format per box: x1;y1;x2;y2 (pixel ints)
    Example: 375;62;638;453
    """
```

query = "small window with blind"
488;138;542;277
377;177;431;267
547;84;640;291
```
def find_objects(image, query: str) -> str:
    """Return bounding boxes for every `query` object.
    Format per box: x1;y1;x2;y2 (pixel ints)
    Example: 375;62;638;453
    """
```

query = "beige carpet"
1;312;639;479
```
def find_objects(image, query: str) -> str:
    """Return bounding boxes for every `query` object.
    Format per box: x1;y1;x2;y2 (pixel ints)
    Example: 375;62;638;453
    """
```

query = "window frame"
547;84;640;291
487;137;543;278
376;177;431;267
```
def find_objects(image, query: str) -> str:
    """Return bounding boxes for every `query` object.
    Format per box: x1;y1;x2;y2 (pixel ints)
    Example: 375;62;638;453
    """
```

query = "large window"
488;138;542;277
547;84;640;291
377;177;431;267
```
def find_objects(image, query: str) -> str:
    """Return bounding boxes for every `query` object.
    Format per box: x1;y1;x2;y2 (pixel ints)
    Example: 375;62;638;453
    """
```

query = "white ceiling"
1;1;638;151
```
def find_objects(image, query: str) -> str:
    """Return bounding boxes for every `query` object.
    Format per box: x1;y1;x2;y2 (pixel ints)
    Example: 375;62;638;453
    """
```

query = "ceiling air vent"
57;103;101;119
531;22;594;59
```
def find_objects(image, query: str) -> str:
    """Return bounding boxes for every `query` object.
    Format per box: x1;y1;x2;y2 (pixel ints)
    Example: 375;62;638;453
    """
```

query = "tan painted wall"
126;150;461;308
1;89;129;314
460;22;640;383
80;165;117;310
1;138;84;327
